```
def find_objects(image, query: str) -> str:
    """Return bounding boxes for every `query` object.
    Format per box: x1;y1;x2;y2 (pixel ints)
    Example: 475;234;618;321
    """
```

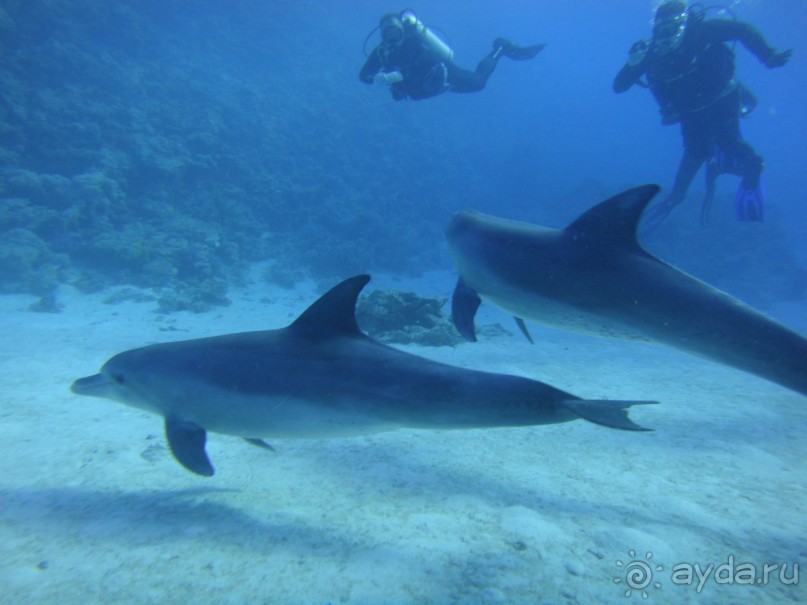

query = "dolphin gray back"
446;185;807;397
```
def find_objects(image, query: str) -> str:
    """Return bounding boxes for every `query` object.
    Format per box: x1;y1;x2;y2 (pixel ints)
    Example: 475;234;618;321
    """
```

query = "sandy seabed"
0;269;804;605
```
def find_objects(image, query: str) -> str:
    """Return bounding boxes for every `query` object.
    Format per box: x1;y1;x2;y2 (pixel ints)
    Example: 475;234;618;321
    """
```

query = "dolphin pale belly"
70;275;655;476
446;185;807;397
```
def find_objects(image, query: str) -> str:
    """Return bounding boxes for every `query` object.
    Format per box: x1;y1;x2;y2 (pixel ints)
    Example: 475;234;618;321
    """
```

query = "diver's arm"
614;64;644;93
613;40;649;93
359;48;384;84
706;19;792;68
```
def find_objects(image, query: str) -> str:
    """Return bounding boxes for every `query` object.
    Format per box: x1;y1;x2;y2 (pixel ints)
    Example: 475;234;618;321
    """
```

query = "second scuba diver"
359;10;545;101
613;1;791;230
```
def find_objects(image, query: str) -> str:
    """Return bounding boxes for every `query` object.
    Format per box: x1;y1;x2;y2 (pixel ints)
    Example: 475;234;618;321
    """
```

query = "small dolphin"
71;275;654;476
446;185;807;397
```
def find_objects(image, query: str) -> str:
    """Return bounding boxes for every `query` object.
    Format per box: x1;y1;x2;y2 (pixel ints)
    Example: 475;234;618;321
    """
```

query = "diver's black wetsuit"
359;33;499;100
614;17;783;210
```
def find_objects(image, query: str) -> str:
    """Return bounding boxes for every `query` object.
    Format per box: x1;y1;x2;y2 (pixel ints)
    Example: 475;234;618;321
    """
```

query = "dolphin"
70;275;655;476
446;184;807;397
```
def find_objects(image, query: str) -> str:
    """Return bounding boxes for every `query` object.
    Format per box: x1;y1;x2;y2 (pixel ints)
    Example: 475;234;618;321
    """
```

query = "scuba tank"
362;10;455;60
400;9;454;62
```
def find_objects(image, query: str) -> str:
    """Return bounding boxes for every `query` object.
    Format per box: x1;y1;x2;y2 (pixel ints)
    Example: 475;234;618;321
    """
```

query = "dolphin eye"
111;374;125;385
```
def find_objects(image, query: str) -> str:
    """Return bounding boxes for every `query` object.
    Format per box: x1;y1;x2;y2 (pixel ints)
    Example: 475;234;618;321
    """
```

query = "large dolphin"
446;184;807;397
70;275;654;476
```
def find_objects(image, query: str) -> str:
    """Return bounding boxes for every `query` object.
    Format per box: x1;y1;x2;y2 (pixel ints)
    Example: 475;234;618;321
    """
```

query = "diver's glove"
373;70;404;86
765;49;792;68
627;39;649;66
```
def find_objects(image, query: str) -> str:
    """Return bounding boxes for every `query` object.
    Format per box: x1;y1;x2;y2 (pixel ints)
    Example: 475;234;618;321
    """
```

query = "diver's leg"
446;61;489;93
448;39;545;94
715;93;765;220
722;139;763;187
673;115;712;201
701;151;721;224
447;46;505;93
667;151;704;207
642;118;709;232
642;152;703;232
720;106;763;189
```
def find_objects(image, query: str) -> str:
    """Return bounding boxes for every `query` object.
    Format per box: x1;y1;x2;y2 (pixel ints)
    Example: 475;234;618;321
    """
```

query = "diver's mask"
652;8;688;54
380;14;404;47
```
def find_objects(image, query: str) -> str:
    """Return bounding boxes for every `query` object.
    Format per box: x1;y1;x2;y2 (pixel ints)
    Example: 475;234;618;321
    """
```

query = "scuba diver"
613;1;792;230
360;10;545;101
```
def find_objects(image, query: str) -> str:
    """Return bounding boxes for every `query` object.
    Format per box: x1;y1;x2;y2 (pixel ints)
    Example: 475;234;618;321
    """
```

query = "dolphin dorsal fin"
289;274;370;339
564;185;660;250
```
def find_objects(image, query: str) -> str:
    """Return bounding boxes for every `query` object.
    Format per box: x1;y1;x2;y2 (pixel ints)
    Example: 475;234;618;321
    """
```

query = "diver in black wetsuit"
359;10;545;101
613;1;791;229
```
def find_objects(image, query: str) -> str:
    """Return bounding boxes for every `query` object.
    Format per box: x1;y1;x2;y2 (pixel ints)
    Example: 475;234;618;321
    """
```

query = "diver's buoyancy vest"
647;20;737;114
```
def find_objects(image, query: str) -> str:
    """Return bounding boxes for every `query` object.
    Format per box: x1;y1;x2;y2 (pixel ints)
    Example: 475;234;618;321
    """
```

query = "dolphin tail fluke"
451;279;481;342
564;400;657;431
165;416;215;476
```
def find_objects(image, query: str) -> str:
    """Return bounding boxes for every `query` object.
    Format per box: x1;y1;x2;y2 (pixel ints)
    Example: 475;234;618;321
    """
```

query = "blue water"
1;1;805;603
2;0;805;305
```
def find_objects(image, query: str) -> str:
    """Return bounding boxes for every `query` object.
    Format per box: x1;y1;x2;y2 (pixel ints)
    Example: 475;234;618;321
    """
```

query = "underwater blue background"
2;0;805;311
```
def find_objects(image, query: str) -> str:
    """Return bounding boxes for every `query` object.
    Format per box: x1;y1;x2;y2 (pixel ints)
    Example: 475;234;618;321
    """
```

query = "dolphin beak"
71;373;113;397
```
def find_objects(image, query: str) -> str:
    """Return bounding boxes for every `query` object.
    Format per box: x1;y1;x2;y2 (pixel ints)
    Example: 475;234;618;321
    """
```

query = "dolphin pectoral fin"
244;438;276;452
451;279;481;342
564;400;657;432
164;416;214;476
514;317;534;344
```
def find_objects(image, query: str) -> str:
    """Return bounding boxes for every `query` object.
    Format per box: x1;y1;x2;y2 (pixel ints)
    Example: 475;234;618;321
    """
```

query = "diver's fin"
734;182;765;222
451;279;481;342
164;416;214;476
514;317;534;344
564;400;657;432
493;38;546;61
244;438;276;452
506;42;546;60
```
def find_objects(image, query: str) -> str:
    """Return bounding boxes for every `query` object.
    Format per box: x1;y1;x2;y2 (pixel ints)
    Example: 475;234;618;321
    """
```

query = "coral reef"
356;289;462;347
0;1;454;312
0;227;67;296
